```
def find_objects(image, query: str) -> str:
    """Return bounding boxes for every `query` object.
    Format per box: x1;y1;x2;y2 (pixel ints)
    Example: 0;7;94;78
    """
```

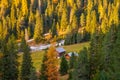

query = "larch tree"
71;15;78;30
40;51;47;80
34;10;43;43
45;46;59;80
60;5;68;31
80;13;86;27
21;0;28;16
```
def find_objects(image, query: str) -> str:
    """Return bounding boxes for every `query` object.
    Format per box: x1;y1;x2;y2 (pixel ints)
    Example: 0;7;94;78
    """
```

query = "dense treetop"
0;0;119;42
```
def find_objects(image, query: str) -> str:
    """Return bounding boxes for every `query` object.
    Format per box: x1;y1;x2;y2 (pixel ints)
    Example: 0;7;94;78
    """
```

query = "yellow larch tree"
45;46;59;80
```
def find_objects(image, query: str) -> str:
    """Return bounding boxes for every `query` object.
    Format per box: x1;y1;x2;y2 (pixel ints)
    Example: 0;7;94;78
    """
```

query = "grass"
63;42;90;53
18;42;89;79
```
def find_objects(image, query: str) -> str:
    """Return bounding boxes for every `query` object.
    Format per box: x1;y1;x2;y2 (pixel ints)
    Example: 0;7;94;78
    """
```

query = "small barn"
56;47;66;57
65;52;79;60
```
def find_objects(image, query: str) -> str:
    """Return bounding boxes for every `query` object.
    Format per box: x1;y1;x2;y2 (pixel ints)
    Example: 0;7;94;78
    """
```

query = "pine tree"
20;37;32;80
1;35;19;80
77;33;83;43
60;56;69;75
45;46;59;80
103;25;117;79
29;67;38;80
69;52;76;69
111;25;120;80
72;47;89;80
51;19;57;37
89;31;104;80
93;70;109;80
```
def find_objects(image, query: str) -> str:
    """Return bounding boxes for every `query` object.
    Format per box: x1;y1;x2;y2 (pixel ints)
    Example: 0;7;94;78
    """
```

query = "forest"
0;0;120;80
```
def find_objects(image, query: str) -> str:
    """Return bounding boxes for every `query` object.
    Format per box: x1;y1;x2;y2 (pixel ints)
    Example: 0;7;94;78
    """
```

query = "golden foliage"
45;46;59;80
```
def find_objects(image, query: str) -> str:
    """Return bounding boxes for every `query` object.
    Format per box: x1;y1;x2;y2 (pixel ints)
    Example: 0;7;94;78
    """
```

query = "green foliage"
1;35;19;80
72;47;89;80
89;31;104;79
60;56;69;75
29;67;38;80
69;52;76;69
39;51;47;80
20;38;32;80
93;70;109;80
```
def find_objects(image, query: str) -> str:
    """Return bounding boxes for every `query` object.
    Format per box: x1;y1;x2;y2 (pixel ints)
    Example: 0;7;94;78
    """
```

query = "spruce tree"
29;67;38;80
1;36;19;80
60;56;69;75
103;25;117;79
20;37;32;80
89;31;104;80
72;47;89;80
111;25;120;80
69;52;76;69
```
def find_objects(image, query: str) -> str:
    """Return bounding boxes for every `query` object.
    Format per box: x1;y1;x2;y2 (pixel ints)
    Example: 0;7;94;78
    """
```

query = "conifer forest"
0;0;120;80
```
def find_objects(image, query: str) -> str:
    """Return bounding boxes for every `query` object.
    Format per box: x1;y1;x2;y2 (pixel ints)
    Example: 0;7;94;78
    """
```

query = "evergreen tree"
60;56;69;75
89;31;104;80
29;67;38;80
1;36;19;80
51;19;57;37
103;25;117;79
72;47;89;80
69;52;76;69
111;25;120;80
20;37;32;80
77;33;83;43
93;70;109;80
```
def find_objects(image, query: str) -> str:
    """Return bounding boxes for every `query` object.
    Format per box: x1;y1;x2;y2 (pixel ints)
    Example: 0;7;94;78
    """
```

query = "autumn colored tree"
40;51;47;80
34;10;43;43
45;46;59;80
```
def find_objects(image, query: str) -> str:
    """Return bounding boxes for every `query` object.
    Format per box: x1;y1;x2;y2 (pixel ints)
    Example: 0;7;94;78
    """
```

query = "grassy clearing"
63;42;90;53
18;51;45;71
18;42;89;79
